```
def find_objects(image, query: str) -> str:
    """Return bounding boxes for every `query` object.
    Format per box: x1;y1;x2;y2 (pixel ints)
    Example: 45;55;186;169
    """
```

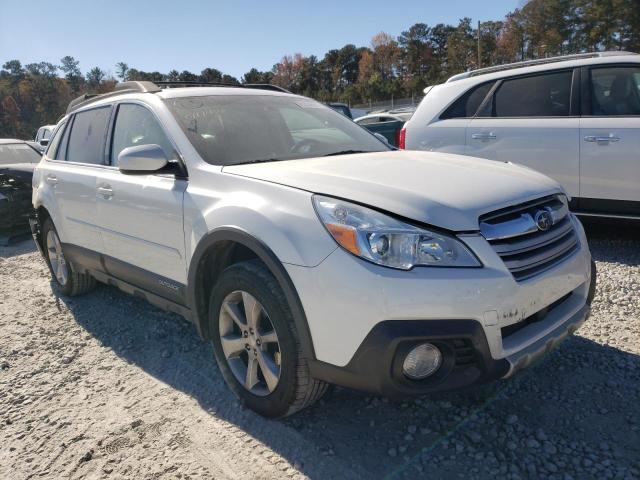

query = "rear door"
466;70;580;197
409;81;495;154
95;102;188;295
41;106;112;254
579;64;640;215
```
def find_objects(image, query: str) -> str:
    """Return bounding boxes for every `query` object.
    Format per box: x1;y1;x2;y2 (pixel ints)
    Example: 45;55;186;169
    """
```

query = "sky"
0;0;520;80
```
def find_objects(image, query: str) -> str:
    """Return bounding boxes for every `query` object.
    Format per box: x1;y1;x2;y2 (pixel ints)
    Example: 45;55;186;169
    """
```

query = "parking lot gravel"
0;221;638;480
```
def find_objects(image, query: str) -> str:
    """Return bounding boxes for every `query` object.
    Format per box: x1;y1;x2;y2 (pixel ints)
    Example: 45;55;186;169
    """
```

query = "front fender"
186;226;317;359
184;185;336;268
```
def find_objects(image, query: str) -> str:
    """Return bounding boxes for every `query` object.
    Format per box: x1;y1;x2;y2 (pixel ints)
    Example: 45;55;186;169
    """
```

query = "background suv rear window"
441;81;495;119
493;71;572;117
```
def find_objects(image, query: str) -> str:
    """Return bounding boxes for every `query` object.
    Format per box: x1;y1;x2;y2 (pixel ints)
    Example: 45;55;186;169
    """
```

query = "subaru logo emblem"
534;209;553;231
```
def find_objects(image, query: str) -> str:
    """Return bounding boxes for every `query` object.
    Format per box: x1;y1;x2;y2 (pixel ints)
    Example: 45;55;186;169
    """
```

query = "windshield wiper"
323;150;367;157
232;158;282;165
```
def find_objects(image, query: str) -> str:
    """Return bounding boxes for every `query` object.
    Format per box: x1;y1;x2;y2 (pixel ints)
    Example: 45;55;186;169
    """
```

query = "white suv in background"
402;51;640;220
32;81;595;417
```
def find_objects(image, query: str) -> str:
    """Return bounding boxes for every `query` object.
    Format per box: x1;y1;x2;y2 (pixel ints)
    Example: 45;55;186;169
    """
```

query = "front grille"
480;195;579;281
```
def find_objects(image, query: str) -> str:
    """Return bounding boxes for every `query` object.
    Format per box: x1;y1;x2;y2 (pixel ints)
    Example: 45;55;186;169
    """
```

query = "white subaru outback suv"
31;81;595;417
402;51;640;220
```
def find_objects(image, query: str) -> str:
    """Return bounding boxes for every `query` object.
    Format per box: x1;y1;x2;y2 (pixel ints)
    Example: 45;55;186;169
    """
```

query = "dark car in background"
354;107;415;146
0;139;41;234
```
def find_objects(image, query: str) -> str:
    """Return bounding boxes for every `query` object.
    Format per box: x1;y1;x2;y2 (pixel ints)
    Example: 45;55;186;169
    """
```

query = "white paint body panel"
95;169;188;282
224;150;564;232
580;117;640;202
465;118;580;197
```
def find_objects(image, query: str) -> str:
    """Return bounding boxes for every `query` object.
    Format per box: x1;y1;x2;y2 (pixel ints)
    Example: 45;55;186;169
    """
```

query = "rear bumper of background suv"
287;214;594;396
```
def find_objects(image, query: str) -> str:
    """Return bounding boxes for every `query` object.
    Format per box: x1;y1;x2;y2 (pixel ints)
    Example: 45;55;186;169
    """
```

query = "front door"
579;65;640;215
466;69;580;197
95;102;187;300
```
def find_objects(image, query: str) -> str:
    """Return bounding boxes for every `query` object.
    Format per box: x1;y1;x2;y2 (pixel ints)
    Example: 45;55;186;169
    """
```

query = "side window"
45;121;66;158
590;66;640;116
441;81;495;119
66;106;111;164
493;71;572;117
55;118;72;160
110;104;174;166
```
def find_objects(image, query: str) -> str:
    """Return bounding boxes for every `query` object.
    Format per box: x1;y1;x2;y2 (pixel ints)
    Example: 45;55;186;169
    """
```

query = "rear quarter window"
440;81;495;119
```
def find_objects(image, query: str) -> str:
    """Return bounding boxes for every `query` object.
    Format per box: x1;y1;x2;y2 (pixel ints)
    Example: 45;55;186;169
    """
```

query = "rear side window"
45;121;66;158
493;71;572;117
110;104;174;166
55;120;72;161
441;81;495;119
589;66;640;116
66;106;111;164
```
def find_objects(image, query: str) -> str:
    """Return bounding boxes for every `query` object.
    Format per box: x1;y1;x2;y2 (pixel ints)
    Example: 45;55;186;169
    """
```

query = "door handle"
97;185;113;199
471;132;497;140
45;174;58;185
584;134;620;144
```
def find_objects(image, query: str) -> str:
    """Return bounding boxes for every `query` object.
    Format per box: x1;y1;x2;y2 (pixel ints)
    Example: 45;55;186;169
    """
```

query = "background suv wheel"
209;259;328;418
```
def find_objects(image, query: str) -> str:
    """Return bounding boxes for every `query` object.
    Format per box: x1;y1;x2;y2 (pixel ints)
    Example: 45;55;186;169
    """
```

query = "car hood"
223;150;564;231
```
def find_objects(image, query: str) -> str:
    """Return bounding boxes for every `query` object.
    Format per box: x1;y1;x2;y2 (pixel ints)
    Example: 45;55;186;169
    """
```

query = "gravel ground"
0;221;638;480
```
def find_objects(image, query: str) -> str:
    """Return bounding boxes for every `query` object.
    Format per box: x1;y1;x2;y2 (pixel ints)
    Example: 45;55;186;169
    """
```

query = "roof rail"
66;81;162;113
446;51;639;83
154;81;291;93
66;80;291;114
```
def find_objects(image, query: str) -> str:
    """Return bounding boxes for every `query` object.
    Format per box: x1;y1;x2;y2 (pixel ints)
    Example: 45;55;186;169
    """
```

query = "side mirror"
118;144;168;174
39;139;49;147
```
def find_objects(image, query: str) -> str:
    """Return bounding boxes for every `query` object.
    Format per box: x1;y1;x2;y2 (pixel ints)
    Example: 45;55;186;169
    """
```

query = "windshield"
0;143;40;165
164;95;389;165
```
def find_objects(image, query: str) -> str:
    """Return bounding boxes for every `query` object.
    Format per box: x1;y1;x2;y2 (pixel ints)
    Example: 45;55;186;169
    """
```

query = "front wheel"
209;260;328;417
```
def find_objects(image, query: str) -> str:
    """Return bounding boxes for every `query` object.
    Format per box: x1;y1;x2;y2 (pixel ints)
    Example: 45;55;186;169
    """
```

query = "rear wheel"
42;218;96;296
209;260;328;417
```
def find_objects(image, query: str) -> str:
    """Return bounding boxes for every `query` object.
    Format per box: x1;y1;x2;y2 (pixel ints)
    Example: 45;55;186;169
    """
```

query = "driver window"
111;103;174;166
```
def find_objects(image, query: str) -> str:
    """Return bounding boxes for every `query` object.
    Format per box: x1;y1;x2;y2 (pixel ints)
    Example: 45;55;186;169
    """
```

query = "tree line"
2;0;639;139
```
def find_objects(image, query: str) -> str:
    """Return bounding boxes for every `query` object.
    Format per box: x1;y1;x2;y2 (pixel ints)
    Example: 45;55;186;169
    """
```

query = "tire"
42;218;96;297
208;259;328;418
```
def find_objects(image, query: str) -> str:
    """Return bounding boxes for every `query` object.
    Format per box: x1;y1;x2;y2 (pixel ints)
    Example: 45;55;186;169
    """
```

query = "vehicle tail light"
398;127;406;149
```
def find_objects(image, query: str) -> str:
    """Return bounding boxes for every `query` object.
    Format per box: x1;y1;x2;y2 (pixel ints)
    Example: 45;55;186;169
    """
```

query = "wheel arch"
32;204;52;253
187;227;316;360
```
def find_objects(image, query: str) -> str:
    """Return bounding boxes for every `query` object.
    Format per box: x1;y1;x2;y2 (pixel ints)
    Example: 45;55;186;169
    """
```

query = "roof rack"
66;80;291;114
446;51;639;83
66;81;161;113
148;80;290;93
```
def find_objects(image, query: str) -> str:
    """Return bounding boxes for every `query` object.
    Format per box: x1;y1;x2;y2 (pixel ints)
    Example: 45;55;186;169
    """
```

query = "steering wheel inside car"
290;138;321;154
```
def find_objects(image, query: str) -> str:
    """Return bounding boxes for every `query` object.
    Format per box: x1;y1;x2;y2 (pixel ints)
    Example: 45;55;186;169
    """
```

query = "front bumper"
288;215;594;395
308;286;591;396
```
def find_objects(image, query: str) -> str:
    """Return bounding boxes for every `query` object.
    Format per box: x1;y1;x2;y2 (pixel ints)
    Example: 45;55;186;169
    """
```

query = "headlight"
313;195;481;270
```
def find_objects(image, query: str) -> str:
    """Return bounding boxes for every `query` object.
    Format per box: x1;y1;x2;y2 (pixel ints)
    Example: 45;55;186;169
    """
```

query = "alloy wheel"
218;290;281;396
46;229;69;286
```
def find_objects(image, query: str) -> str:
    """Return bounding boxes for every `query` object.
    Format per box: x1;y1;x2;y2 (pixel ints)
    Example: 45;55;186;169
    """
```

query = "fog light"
402;343;442;379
